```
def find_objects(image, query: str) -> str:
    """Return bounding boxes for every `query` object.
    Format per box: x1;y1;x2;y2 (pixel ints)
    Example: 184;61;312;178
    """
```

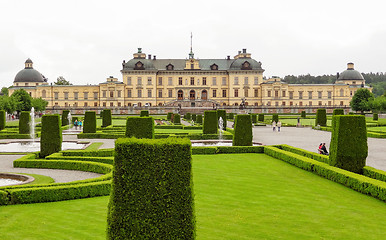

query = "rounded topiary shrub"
233;114;252;146
184;113;191;120
140;110;149;117
62;110;70;126
173;114;181;124
107;138;195;240
191;114;197;122
228;113;234;120
102;109;112;127
301;111;306;118
333;109;344;116
251;114;257;124
258;113;264;122
126;116;154;139
167;112;173;121
329;115;367;173
217;110;227;130
315;109;327;126
0;110;6;130
203;111;218;134
272;113;279;123
40;114;62;158
196;115;203;124
19;111;31;134
373;113;378;121
83;111;97;133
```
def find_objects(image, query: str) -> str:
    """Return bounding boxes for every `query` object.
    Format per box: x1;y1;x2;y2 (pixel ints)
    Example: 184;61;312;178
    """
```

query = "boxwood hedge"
173;114;181;124
301;111;306;118
192;114;197;121
19;111;30;134
0;110;6;130
83;111;97;133
315;109;327;126
125;116;154;139
167;112;173;121
184;112;191;120
107;138;195;240
140;110;149;117
196;114;202;124
258;113;264;122
272;113;279;123
333;109;344;115
329;115;367;173
40;114;62;158
62;110;70;126
233;114;252;146
373;113;378;121
228;112;234;120
251;114;257;123
102;109;112;127
203;111;218;134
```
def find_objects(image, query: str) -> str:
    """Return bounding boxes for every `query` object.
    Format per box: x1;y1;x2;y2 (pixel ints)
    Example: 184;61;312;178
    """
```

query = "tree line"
0;88;48;115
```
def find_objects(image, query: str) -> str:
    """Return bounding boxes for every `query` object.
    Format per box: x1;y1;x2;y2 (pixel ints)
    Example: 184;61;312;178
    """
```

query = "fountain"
218;117;224;140
0;173;34;187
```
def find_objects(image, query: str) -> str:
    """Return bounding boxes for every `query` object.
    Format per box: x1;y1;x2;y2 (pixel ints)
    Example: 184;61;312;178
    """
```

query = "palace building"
9;49;370;113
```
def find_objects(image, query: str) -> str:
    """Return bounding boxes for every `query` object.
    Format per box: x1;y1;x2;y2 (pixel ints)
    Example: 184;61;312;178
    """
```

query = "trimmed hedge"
251;114;257;123
373;113;378;121
140;110;149;117
192;114;197;122
62;148;114;157
333;109;344;116
107;138;195;240
258;113;264;122
329;115;368;173
167;112;173;121
301;111;306;118
19;111;30;134
217;110;227;130
62;110;70;126
40;114;62;158
203;111;218;134
264;146;386;202
126;116;154;139
315;108;327;126
272;113;279;123
233;114;252;146
192;146;264;155
102;109;112;127
173;114;181;124
0;110;6;130
196;114;203;124
83;111;97;133
228;112;234;120
184;112;191;120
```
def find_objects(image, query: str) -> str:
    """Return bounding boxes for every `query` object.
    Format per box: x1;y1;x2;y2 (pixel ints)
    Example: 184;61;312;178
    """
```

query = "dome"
14;59;45;83
123;59;155;70
229;58;262;70
338;63;364;80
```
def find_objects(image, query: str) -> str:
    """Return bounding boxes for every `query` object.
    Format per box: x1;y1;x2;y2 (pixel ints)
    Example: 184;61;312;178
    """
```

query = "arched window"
178;90;184;100
235;103;239;106
166;64;174;70
222;103;226;106
201;90;207;100
138;102;142;107
190;90;195;100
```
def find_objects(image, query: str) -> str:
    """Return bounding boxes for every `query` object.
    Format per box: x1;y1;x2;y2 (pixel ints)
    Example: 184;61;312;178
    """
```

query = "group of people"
272;121;282;132
74;119;83;130
318;143;329;155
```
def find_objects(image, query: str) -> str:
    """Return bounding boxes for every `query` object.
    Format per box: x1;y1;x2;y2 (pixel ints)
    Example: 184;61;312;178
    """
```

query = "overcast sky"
1;0;386;87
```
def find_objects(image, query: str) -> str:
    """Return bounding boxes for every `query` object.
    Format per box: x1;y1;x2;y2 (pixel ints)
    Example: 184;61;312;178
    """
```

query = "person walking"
79;120;83;129
277;121;282;132
272;121;276;131
74;120;78;130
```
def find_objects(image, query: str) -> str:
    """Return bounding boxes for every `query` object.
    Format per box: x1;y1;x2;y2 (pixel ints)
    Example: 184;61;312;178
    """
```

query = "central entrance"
190;90;195;100
201;90;207;100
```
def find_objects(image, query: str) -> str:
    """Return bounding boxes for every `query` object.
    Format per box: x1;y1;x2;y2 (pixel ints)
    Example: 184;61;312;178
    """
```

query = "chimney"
347;62;354;70
148;54;152;59
337;72;340;79
153;55;156;60
238;51;241;54
227;55;230;60
242;48;247;53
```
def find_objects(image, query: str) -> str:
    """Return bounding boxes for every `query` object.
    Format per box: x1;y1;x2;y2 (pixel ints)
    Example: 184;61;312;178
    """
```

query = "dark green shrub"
19;111;30;134
258;113;264;122
333;109;344;115
233;114;252;146
62;110;70;126
102;109;112;127
72;116;79;123
217;110;227;130
301;111;306;118
192;114;197;122
140;110;149;117
196;115;202;124
184;112;191;120
83;111;97;133
251;114;257;123
315;109;327;126
203;111;218;134
0;110;6;130
40;114;62;158
100;110;104;118
272;113;279;123
329;115;367;173
373;113;378;121
126;116;154;139
228;113;234;120
167;112;173;121
107;138;195;240
173;114;181;124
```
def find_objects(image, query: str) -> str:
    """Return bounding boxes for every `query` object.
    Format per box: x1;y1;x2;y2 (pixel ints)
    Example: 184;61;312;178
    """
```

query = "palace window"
222;77;226;85
118;102;121;107
282;90;286;97
254;77;258;85
42;90;46;98
103;102;106;107
222;89;227;97
147;77;152;85
94;102;98;107
234;89;239;97
110;102;114;107
234;77;239;85
102;91;106;98
203;77;207;85
110;91;114;98
168;89;173;98
340;101;344;106
127;77;132;85
212;77;217;85
319;101;322;106
127;89;132;98
213;89;217;98
328;101;332;106
290;101;293;106
340;89;344;97
275;90;279;98
84;102;88;107
65;102;68;107
137;77;142;85
289;91;293;99
190;77;194;85
254;89;258;97
64;92;68;100
309;101;312;106
298;91;303;99
137;89;142;98
158;77;162;85
191;63;194;69
168;77;172;85
94;92;98;99
244;89;248;97
299;102;303;106
117;90;121;98
267;91;271;97
282;102;286;106
74;92;78;100
328;91;332;99
147;89;152;98
158;89;162;98
54;92;59;100
178;77;183;85
244;77;248;85
275;102;279;106
166;64;174;70
318;91;322;99
308;91;313;99
84;92;88;100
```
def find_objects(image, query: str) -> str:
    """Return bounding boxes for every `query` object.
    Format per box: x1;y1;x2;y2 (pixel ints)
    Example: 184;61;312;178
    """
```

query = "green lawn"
154;128;202;134
1;153;385;239
279;118;332;126
367;126;386;132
